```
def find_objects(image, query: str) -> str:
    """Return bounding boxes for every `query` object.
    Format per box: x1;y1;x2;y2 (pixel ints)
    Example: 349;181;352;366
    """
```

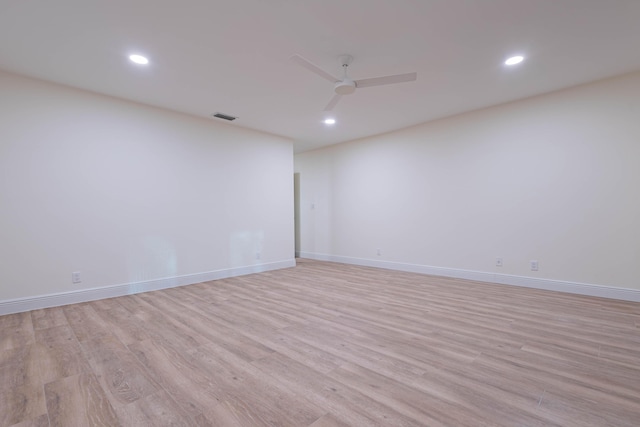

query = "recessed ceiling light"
324;118;336;125
129;54;149;65
505;55;524;66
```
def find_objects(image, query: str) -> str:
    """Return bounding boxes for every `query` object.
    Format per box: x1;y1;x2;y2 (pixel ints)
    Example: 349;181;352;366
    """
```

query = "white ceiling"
1;1;640;153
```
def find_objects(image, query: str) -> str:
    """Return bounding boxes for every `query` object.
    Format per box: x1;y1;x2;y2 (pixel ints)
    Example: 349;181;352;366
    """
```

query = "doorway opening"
294;173;300;258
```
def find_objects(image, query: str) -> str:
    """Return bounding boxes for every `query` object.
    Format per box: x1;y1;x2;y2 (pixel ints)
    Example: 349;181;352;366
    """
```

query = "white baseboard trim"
298;252;640;302
0;259;296;315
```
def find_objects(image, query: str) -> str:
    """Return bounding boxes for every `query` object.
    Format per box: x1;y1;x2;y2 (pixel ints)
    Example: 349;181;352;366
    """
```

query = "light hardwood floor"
1;259;640;426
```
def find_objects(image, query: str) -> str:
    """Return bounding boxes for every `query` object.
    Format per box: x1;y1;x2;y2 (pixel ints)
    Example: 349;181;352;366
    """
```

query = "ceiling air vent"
212;112;237;121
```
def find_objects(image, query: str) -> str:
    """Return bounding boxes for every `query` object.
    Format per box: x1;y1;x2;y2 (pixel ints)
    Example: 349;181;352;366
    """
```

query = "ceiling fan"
291;54;417;111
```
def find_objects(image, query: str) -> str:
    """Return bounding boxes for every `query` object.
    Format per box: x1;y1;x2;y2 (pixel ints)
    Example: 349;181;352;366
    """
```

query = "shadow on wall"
231;230;264;266
127;236;177;291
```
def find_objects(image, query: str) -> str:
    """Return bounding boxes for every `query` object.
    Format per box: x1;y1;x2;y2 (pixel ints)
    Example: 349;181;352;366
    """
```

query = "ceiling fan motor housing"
334;79;356;95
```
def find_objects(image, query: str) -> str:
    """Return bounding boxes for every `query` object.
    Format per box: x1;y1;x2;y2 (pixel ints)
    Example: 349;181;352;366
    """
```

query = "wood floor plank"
34;326;92;384
0;311;34;352
8;413;50;427
89;300;152;346
30;307;68;331
0;346;31;394
136;290;275;362
44;372;120;427
186;343;325;427
250;351;427;427
473;351;640;420
0;344;47;426
191;403;246;427
0;312;31;330
537;388;640;427
0;384;47;427
62;304;111;343
113;390;195;427
309;413;352;427
327;362;496;427
1;259;639;426
125;294;203;352
79;333;159;407
127;337;226;421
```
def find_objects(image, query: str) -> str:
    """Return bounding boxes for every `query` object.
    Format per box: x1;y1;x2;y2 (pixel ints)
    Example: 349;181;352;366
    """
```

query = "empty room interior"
1;1;640;426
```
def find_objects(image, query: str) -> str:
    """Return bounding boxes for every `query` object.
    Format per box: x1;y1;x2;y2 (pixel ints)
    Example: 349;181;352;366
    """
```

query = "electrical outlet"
530;260;539;271
376;248;381;256
256;252;261;260
496;257;503;267
72;271;81;284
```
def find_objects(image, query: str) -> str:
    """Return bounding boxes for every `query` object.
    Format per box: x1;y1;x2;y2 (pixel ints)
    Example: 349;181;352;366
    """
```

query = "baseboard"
0;259;296;315
297;252;640;302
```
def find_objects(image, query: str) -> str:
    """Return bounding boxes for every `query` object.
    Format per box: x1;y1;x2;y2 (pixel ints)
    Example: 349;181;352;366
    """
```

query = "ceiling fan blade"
355;72;417;88
324;94;342;111
291;54;339;83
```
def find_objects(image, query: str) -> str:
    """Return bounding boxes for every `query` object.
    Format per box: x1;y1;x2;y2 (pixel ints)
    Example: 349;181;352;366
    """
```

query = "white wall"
0;70;294;308
295;71;640;295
